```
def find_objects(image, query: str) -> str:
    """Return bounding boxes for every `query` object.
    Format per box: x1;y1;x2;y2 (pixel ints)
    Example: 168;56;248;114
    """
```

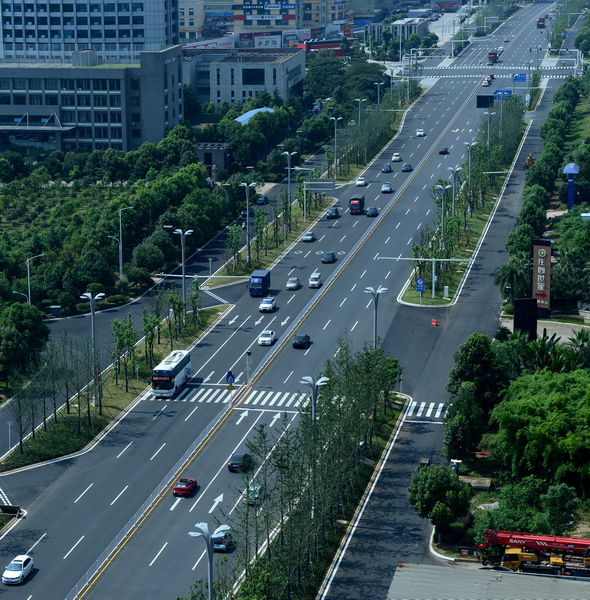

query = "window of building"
38;16;47;23
0;79;9;89
37;3;47;10
14;28;23;36
132;29;143;37
132;2;143;9
231;90;234;102
118;2;129;10
132;128;140;138
110;95;121;107
77;96;90;106
90;29;101;37
30;78;43;90
45;78;58;89
112;143;122;150
273;68;276;87
164;94;167;105
242;69;265;86
13;78;27;89
49;16;60;24
62;110;75;122
94;112;108;122
14;95;26;104
94;95;107;106
132;15;142;23
109;79;121;91
25;16;34;23
130;78;139;90
110;112;121;122
77;28;88;36
1;3;10;11
131;96;139;106
64;29;74;37
119;27;130;36
24;3;33;11
76;79;90;90
188;20;193;25
0;94;10;104
78;127;92;137
50;29;59;36
30;95;42;104
104;29;115;36
242;90;246;99
231;68;234;85
61;79;74;90
13;3;22;10
75;3;87;11
118;14;129;23
104;2;115;10
89;2;100;10
216;90;220;102
25;28;35;37
164;110;168;121
188;8;193;14
78;111;90;121
49;3;60;11
111;128;122;138
90;15;101;24
45;95;57;105
104;15;115;23
95;126;108;138
216;68;220;85
76;16;87;24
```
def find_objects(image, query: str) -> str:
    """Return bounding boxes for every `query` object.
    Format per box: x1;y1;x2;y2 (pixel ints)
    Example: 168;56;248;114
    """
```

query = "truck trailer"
249;270;271;297
477;529;590;577
537;17;545;27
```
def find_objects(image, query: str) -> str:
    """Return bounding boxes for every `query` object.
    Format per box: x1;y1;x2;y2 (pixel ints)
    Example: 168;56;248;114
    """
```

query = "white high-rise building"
0;0;179;60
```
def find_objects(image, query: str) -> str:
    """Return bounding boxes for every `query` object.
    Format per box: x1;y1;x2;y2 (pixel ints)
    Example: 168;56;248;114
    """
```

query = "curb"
429;525;456;562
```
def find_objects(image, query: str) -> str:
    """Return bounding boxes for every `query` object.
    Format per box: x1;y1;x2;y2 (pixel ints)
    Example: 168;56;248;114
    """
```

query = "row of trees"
181;335;402;600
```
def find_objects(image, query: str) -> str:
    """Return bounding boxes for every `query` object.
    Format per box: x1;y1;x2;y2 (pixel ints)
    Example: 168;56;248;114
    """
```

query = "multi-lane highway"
0;3;572;598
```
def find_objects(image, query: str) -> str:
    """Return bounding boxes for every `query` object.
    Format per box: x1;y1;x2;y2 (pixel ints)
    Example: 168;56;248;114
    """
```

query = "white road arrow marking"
229;315;239;325
236;410;248;424
270;412;281;427
281;316;291;326
203;371;214;383
209;494;224;514
255;316;264;325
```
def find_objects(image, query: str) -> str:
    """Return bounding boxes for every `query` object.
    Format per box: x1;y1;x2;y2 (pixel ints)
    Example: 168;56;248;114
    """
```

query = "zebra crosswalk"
147;386;309;409
404;401;446;422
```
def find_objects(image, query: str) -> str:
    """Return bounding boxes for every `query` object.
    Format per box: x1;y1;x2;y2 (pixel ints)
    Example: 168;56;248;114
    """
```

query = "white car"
309;272;322;288
355;176;367;186
2;555;34;585
498;46;504;53
381;182;392;193
258;330;277;346
243;484;265;505
416;129;425;137
258;297;276;312
391;152;401;162
482;80;489;86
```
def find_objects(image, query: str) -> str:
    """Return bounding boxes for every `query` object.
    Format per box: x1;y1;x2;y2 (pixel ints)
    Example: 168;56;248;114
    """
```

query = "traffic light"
530;47;532;52
539;47;542;52
567;48;569;53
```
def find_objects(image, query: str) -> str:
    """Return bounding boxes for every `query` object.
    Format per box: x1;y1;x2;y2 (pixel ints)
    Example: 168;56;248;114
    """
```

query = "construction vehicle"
524;154;536;169
477;529;590;577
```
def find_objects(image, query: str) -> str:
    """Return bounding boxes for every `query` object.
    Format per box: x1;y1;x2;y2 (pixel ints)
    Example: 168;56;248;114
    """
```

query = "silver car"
309;272;322;288
286;277;300;290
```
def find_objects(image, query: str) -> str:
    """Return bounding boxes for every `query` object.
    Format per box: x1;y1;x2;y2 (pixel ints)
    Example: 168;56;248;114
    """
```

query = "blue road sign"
513;73;527;82
226;371;235;384
494;90;512;99
417;278;425;292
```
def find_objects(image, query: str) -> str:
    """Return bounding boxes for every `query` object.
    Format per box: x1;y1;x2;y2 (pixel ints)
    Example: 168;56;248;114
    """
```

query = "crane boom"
477;529;590;553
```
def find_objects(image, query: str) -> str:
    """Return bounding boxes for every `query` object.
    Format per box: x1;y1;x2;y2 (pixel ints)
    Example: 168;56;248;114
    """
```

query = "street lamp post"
282;150;297;205
464;142;477;216
447;166;463;220
389;67;395;97
300;375;329;519
435;184;452;249
164;227;193;322
80;291;105;412
374;81;384;105
364;286;388;349
330;116;342;178
355;98;367;163
12;290;28;302
240;182;256;267
188;523;230;600
483;111;495;150
118;206;133;290
26;253;44;305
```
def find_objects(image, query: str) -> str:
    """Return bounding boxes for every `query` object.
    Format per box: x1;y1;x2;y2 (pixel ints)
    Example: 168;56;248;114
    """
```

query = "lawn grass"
0;306;225;472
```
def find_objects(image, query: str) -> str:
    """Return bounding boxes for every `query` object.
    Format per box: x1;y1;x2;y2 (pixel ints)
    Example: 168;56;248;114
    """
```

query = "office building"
0;45;183;153
179;0;204;41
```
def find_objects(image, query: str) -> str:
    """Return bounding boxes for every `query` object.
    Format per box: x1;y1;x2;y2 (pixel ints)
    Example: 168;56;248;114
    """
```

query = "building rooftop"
387;562;590;600
234;107;274;125
183;47;304;64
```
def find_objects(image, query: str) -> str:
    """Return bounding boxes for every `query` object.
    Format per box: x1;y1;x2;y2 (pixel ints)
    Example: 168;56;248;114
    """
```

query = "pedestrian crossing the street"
404;401;446;422
147;386;309;409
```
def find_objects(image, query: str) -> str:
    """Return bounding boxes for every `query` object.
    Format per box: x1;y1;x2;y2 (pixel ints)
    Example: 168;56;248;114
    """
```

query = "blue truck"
249;270;271;297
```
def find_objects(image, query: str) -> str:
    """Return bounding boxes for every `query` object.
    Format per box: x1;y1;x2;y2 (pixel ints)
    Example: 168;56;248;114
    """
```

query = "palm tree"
494;252;530;305
567;329;590;368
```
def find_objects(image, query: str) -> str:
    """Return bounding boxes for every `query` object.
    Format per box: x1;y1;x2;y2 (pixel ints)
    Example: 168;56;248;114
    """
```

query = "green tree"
111;314;139;393
132;242;165;273
408;465;471;532
493;251;531;304
0;303;50;362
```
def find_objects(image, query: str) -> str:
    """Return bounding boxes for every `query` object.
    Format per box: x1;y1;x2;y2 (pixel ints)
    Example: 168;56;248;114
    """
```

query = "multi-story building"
183;47;304;106
301;0;346;28
0;0;179;60
179;0;204;41
0;45;183;153
231;0;297;35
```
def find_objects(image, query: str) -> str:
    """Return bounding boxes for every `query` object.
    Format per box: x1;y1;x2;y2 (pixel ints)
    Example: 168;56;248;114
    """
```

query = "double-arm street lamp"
282;150;297;205
447;166;463;220
435;184;452;249
80;291;105;412
364;286;387;349
164;226;193;322
240;181;256;267
117;206;133;287
374;81;384;105
330;116;342;178
483;111;495;149
300;375;329;519
355;98;367;161
464;141;477;215
26;253;44;305
188;522;231;600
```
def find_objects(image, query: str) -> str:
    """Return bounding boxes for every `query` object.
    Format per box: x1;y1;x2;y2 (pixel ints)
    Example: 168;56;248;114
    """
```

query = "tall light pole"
12;290;28;302
464;142;477;216
188;523;230;600
389;67;395;97
240;182;256;267
118;206;133;289
282;150;297;205
435;184;452;249
300;375;329;519
164;226;193;321
80;291;105;412
26;253;44;305
483;111;495;150
447;166;463;220
374;81;384;105
330;116;342;178
355;98;367;163
364;286;387;349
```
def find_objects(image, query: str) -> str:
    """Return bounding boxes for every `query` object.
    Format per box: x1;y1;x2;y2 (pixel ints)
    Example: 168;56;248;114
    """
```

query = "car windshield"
7;563;21;571
288;278;297;283
212;536;225;544
152;372;173;390
295;336;306;342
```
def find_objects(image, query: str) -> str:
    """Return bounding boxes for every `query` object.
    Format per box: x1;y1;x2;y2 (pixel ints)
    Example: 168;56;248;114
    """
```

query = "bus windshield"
152;371;173;390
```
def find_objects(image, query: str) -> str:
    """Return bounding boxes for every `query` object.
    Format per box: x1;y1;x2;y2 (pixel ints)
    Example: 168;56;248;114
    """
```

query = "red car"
173;478;197;497
438;147;449;155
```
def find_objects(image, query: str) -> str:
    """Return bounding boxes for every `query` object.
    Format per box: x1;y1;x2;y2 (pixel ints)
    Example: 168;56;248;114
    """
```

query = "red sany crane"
477;530;590;576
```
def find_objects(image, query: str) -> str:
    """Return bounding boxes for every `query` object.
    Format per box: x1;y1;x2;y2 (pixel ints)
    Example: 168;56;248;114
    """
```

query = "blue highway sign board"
513;73;527;82
226;371;235;384
417;278;425;292
494;90;512;99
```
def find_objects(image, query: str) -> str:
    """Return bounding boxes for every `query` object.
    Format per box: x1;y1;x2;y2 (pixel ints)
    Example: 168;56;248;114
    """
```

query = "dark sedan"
382;163;392;173
228;452;252;472
293;334;311;349
321;251;336;263
438;147;449;155
401;163;413;172
326;207;340;219
366;206;379;217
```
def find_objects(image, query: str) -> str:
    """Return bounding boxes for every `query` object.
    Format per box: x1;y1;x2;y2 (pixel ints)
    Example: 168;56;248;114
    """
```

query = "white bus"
152;350;192;398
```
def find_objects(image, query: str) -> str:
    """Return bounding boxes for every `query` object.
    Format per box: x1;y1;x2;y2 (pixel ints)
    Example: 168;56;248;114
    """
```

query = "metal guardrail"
63;385;244;600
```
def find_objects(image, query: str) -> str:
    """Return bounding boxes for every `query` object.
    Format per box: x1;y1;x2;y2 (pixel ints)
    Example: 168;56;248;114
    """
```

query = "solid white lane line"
385;271;391;279
340;235;346;242
27;533;46;554
373;253;379;260
110;486;129;506
405;209;410;215
385;236;390;244
149;542;168;566
153;405;167;420
417;223;422;229
150;444;166;461
184;406;199;422
360;270;367;278
351;283;357;291
116;442;133;459
323;320;331;330
74;484;93;504
63;536;84;559
192;549;207;570
340;298;347;307
351;321;358;331
396;222;400;229
170;498;182;511
284;370;293;384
